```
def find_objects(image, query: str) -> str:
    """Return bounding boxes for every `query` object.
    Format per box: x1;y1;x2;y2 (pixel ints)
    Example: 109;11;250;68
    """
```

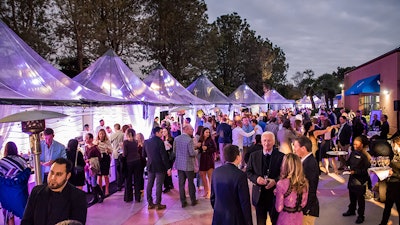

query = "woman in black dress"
123;128;142;202
66;139;85;189
198;127;217;198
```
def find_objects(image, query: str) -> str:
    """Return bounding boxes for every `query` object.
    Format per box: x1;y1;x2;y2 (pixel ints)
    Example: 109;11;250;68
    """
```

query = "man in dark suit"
336;116;353;169
370;114;381;130
380;114;389;140
216;116;232;163
143;127;172;210
293;136;320;225
210;144;253;225
247;131;284;225
21;158;87;225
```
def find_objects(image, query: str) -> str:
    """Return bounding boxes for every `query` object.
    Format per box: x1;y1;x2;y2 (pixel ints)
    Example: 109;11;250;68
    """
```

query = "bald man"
173;124;198;207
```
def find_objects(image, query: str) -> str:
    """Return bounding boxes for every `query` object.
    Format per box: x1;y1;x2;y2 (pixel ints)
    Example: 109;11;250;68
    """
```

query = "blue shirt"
40;140;66;179
242;124;254;147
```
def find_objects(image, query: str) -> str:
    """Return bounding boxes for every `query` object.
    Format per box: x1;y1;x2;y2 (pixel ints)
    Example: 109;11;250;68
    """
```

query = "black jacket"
143;136;170;173
246;147;284;206
21;183;87;225
302;154;320;217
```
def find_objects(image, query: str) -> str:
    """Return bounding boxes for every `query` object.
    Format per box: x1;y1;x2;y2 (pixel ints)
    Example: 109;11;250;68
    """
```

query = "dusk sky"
204;0;400;80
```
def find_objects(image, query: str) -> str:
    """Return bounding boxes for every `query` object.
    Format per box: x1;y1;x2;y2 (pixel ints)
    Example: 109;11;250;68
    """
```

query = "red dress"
199;137;216;171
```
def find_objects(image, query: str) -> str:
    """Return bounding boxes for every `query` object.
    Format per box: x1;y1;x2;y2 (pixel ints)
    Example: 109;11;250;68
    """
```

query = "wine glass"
384;156;390;167
370;157;376;167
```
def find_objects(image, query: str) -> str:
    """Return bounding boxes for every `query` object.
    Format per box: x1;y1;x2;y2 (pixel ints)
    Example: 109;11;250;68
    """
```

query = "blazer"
211;163;253;225
302;154;320;217
143;136;170;173
338;123;352;146
246;147;284;206
21;183;87;225
173;133;197;171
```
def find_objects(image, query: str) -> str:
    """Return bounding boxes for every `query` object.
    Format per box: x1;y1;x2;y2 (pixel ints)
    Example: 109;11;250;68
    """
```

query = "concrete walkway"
86;170;398;225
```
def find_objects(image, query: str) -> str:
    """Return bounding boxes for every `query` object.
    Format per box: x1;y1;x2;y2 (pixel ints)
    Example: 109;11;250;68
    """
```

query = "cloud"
204;0;400;78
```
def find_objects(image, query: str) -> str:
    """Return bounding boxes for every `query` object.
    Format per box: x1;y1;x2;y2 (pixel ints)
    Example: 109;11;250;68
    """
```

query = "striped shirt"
0;155;28;178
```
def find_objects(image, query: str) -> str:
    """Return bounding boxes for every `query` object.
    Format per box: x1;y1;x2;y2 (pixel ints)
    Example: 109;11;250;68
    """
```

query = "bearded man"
21;158;87;225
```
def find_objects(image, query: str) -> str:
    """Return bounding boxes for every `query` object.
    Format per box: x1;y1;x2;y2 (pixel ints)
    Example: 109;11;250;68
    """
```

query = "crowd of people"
0;107;399;225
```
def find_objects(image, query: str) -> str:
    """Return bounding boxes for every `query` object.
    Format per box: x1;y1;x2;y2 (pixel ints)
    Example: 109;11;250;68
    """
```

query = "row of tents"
0;19;294;108
0;19;335;152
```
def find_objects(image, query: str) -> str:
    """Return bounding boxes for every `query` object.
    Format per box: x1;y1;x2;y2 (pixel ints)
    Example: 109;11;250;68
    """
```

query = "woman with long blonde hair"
274;153;309;225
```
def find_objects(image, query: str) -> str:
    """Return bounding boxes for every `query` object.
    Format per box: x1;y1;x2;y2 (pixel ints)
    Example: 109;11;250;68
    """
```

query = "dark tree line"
0;0;350;100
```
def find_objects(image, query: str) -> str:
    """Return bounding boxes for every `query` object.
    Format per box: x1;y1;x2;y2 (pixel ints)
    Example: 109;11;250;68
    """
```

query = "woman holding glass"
198;127;217;198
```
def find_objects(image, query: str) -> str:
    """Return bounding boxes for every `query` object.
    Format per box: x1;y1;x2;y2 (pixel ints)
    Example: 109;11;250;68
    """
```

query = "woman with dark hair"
66;139;85;189
161;128;174;193
85;133;104;204
0;142;29;225
136;133;146;195
123;128;142;202
198;127;217;199
277;119;297;154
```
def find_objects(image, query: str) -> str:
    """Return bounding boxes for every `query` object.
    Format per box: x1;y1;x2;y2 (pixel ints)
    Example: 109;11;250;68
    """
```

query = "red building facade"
344;47;400;134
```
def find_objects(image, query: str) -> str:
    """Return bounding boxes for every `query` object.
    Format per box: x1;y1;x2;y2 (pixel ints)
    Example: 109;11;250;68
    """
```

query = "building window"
359;95;380;115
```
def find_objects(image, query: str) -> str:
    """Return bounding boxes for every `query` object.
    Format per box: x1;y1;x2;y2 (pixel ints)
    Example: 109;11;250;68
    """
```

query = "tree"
0;0;53;58
332;66;355;81
293;69;316;109
208;13;287;95
313;73;340;109
53;0;143;76
137;0;209;86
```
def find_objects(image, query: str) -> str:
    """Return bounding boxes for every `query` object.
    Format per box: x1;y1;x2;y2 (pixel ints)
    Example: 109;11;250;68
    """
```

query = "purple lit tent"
73;50;181;106
0;20;125;106
264;89;295;110
143;65;210;105
186;74;233;105
228;83;266;105
0;20;126;155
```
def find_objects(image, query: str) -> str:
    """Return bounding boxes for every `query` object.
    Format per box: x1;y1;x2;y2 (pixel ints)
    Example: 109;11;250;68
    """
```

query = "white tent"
264;89;295;110
296;95;323;108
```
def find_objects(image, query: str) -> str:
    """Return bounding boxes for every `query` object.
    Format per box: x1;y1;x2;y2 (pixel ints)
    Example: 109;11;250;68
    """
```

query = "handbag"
88;157;100;176
73;151;84;174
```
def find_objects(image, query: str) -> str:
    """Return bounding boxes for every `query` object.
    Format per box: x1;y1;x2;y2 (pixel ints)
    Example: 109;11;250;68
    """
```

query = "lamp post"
0;110;68;185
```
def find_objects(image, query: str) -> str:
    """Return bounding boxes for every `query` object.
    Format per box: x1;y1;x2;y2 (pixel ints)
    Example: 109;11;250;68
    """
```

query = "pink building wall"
344;49;400;134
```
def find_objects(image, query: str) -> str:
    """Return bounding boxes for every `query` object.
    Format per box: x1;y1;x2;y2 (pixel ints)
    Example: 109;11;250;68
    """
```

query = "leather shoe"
163;188;170;193
156;204;166;210
191;200;198;206
181;202;188;208
355;216;364;224
148;204;155;209
342;211;356;217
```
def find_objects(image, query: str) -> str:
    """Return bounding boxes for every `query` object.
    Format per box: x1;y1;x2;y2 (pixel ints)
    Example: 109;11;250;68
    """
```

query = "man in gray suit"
143;127;171;210
173;124;198;208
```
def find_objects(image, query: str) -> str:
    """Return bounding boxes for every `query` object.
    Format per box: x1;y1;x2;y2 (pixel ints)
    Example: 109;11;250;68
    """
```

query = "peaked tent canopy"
143;65;209;105
186;75;234;105
0;20;125;106
73;50;180;105
228;83;266;105
264;89;295;104
296;95;323;107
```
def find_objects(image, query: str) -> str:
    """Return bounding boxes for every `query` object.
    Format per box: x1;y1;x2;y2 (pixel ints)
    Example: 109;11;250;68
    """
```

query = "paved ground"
3;166;399;225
